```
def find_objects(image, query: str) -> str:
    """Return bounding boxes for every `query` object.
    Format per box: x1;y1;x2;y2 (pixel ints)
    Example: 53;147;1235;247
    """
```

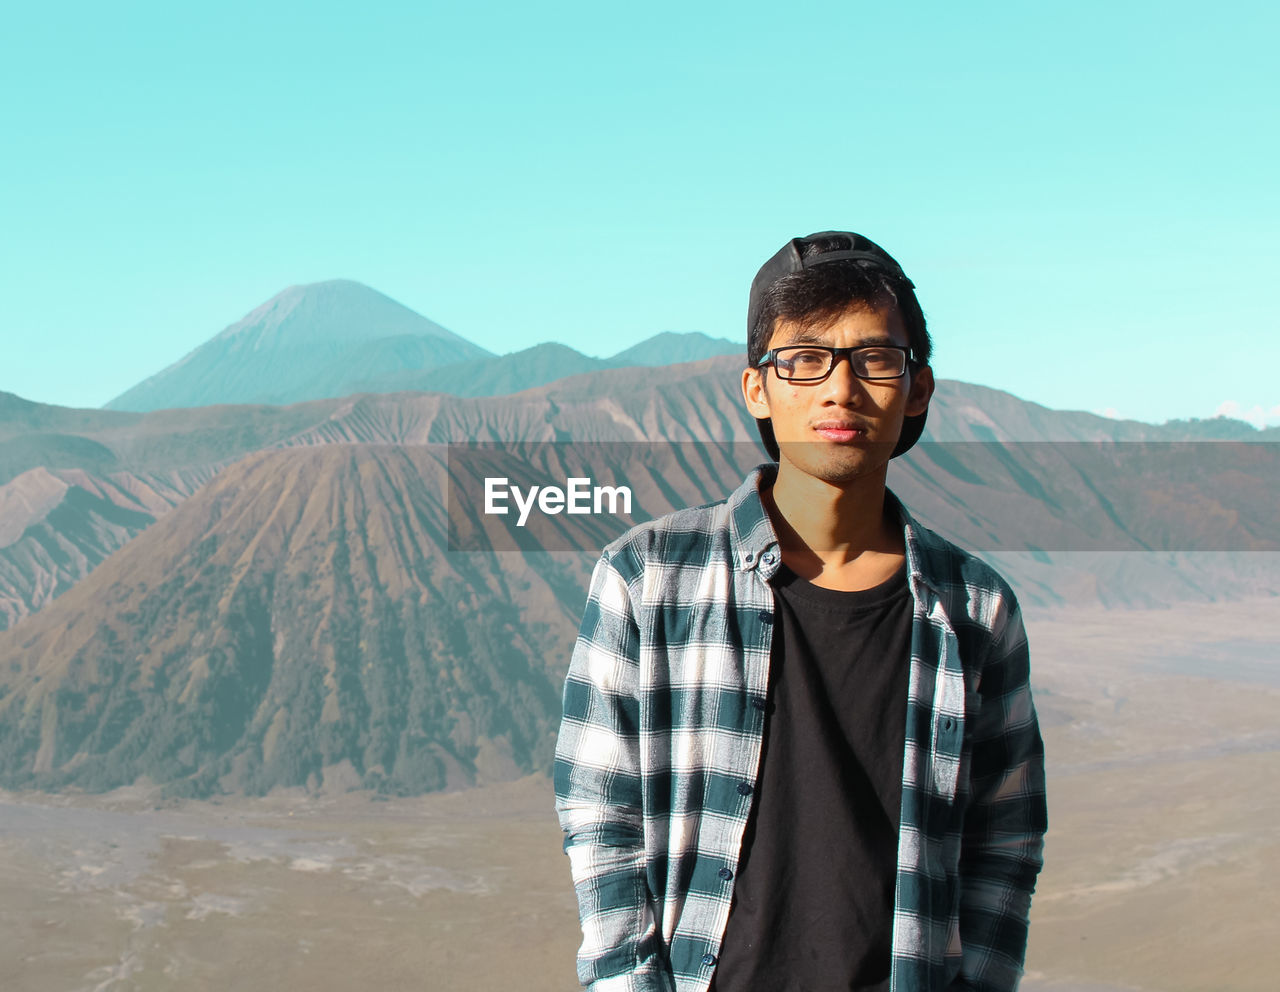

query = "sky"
2;0;1277;427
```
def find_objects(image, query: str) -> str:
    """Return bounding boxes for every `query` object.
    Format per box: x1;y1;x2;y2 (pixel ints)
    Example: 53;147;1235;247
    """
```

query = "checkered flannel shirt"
554;464;1047;992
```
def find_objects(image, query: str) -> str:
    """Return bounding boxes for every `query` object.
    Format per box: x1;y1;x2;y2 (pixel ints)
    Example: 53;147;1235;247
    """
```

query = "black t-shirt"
709;558;913;992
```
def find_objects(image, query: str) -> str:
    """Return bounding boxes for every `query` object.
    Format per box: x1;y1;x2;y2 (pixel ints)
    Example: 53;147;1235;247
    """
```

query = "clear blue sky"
2;1;1277;426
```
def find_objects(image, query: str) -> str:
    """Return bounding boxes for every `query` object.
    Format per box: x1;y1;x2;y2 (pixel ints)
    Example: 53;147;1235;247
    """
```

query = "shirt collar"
728;464;782;574
728;463;943;598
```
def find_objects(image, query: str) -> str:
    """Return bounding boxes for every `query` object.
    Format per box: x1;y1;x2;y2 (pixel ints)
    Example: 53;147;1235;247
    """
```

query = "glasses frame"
755;344;916;382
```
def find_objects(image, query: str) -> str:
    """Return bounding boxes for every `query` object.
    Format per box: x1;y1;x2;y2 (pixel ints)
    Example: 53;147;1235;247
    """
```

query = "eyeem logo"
484;477;633;527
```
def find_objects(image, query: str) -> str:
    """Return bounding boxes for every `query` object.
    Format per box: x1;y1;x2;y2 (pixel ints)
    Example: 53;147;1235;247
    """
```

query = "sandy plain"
2;596;1277;992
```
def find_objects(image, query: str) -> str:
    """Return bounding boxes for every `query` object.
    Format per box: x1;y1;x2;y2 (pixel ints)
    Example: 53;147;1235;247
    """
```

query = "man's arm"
554;553;673;992
956;592;1048;991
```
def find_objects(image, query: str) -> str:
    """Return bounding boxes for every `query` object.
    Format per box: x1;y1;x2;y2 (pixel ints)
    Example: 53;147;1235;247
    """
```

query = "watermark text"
484;477;632;527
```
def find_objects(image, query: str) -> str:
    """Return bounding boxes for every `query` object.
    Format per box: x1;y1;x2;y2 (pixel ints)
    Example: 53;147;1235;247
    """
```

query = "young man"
554;232;1047;992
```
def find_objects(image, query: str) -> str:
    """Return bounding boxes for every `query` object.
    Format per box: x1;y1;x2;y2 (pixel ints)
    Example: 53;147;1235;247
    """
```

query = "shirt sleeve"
955;592;1049;991
554;553;674;992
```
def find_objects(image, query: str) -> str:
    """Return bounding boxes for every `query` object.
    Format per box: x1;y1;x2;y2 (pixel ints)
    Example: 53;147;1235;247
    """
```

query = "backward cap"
747;231;915;338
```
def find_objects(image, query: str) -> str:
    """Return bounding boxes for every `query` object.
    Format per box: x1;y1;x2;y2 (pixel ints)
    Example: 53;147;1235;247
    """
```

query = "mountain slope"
0;466;190;629
0;445;587;796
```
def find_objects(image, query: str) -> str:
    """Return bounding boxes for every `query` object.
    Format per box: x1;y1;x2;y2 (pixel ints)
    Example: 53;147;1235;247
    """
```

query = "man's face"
740;303;934;486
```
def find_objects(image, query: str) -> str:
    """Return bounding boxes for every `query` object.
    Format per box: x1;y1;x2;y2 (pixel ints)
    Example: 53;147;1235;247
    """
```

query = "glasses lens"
851;347;907;379
775;347;832;380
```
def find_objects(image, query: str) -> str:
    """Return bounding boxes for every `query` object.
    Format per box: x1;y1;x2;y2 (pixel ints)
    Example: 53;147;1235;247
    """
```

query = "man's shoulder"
904;510;1021;628
598;495;736;583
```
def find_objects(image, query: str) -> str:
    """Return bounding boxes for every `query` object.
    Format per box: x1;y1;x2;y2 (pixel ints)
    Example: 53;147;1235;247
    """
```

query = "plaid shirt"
554;464;1047;992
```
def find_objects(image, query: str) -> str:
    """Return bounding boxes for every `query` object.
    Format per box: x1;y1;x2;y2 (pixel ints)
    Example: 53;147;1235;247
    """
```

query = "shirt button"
718;867;733;881
762;551;776;565
736;782;753;796
943;717;956;732
701;953;718;967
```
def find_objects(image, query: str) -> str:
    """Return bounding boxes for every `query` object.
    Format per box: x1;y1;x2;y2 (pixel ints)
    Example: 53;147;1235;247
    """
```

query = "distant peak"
209;280;469;349
608;331;742;367
253;279;390;308
281;278;379;294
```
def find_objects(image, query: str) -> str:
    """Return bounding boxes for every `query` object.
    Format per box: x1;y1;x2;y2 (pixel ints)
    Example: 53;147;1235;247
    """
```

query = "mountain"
0;445;587;796
103;286;746;412
608;331;741;367
103;281;493;411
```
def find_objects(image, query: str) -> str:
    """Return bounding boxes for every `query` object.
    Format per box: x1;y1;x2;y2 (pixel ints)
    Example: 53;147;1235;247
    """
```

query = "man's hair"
747;234;932;370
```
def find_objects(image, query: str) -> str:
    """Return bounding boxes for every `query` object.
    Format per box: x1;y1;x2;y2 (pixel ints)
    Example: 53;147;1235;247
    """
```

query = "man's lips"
812;421;871;442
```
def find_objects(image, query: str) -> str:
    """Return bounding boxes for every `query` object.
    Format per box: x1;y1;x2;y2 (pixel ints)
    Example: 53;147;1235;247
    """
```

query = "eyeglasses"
755;344;913;382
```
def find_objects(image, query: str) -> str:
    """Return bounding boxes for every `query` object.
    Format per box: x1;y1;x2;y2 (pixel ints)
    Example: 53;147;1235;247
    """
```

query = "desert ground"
2;596;1277;992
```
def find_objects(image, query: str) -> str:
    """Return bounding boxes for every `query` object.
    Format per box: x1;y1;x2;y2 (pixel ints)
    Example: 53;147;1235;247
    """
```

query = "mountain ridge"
96;279;746;412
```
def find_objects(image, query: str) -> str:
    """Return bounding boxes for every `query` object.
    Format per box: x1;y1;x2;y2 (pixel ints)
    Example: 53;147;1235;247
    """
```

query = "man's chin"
777;439;896;484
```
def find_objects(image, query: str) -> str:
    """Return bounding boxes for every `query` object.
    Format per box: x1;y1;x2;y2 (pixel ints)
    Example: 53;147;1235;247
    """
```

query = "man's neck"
763;461;905;591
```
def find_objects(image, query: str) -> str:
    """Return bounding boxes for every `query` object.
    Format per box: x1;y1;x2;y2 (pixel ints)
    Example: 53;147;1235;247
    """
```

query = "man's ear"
741;366;772;419
905;364;934;418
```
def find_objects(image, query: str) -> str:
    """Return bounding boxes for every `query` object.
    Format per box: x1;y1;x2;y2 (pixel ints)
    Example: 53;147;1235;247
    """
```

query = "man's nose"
819;352;865;400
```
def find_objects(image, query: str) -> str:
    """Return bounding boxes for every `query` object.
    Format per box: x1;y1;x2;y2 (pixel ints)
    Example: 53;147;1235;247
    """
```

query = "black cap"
748;231;927;460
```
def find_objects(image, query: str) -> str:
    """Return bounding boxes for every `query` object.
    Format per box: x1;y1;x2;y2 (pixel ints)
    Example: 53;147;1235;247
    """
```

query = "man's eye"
791;350;827;366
